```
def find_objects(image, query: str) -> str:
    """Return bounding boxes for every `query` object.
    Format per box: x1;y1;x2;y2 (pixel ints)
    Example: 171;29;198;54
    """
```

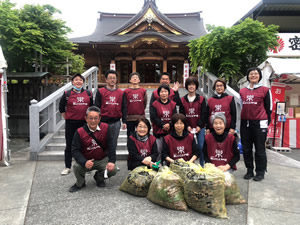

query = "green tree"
0;0;84;74
188;18;279;83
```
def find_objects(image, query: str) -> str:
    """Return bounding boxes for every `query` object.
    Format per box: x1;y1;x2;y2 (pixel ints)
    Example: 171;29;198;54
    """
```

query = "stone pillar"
163;60;167;72
132;60;136;73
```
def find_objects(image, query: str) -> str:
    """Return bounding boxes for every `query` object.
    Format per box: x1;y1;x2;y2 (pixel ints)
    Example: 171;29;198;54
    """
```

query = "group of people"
59;67;272;192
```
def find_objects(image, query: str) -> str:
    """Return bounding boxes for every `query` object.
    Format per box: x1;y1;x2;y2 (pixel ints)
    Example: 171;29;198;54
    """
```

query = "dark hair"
246;67;262;82
71;73;85;82
136;117;151;134
160;72;171;80
171;113;188;132
213;78;226;90
157;84;170;96
86;106;101;116
129;72;141;80
105;70;117;78
185;76;199;90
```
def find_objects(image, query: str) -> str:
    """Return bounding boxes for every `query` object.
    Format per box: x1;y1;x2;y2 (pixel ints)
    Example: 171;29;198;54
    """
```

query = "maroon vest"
153;88;175;101
240;86;269;120
151;100;176;135
129;135;156;158
124;88;146;116
164;133;194;161
205;133;236;169
65;91;91;120
77;123;108;160
208;96;233;128
99;88;123;118
181;96;204;128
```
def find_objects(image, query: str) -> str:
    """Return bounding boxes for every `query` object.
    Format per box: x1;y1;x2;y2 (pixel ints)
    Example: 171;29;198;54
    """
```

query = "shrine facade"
70;0;206;83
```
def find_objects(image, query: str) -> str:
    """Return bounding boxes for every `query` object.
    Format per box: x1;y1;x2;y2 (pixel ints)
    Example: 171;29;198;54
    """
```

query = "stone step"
38;150;128;161
52;134;128;143
45;142;128;151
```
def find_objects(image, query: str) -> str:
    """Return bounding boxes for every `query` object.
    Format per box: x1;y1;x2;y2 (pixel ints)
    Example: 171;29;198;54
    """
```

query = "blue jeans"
197;128;205;167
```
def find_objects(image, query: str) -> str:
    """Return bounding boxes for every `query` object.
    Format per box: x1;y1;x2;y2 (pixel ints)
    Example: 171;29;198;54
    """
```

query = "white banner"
268;33;300;57
110;63;116;71
183;63;189;86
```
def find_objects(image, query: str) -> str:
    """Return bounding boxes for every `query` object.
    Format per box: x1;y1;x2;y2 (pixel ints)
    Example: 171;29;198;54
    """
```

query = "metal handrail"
29;67;98;160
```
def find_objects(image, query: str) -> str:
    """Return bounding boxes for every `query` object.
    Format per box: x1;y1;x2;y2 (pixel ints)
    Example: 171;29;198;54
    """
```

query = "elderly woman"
150;84;177;161
206;78;237;135
162;113;199;165
127;118;158;170
240;67;272;181
59;73;93;175
203;113;240;172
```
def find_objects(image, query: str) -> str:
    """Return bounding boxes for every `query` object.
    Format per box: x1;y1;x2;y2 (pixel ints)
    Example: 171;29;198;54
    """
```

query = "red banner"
267;82;286;139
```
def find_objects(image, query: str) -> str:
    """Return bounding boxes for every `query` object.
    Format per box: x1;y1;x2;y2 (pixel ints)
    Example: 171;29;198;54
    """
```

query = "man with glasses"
69;106;117;192
95;70;127;159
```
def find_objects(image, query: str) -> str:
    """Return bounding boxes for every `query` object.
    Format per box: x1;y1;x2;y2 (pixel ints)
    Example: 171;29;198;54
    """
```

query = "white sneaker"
61;168;71;175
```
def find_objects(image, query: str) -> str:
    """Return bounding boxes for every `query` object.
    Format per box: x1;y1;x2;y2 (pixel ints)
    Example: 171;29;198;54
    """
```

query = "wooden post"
132;60;136;72
163;60;167;72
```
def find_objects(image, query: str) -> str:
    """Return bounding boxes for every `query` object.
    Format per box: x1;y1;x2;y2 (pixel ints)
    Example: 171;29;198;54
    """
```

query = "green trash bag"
169;158;202;181
184;169;227;219
224;171;246;205
119;166;157;197
147;166;188;211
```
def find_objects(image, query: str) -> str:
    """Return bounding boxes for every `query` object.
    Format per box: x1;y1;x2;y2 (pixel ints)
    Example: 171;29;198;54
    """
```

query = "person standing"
59;73;93;175
94;70;127;156
149;72;182;107
150;85;177;161
206;78;237;135
69;106;117;192
124;72;147;138
179;76;207;167
240;67;272;181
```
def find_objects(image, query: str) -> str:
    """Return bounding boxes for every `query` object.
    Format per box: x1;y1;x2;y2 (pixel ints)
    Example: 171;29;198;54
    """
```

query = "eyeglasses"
87;117;99;121
137;125;148;129
107;77;117;80
249;72;259;76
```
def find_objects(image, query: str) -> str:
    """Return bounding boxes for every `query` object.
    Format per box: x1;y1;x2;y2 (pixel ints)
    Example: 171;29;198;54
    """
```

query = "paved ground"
1;140;300;225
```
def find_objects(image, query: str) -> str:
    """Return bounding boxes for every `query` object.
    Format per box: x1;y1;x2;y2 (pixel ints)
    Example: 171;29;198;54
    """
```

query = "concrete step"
52;134;128;143
45;142;128;151
38;150;128;161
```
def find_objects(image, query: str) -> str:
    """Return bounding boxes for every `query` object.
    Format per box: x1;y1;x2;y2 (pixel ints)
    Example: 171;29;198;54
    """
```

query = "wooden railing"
29;67;98;160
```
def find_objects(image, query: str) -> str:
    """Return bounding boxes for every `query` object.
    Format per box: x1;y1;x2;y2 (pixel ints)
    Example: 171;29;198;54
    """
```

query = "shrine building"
70;0;207;84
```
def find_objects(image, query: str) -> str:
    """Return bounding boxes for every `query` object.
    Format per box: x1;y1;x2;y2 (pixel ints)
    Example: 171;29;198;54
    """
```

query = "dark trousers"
65;120;86;168
126;121;137;138
240;125;267;174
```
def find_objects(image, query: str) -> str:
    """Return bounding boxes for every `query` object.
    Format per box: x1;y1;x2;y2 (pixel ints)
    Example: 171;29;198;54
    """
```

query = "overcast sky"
11;0;261;38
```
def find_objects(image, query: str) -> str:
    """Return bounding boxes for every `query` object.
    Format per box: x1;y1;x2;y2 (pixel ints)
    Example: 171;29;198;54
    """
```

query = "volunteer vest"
181;96;204;128
164;133;194;161
129;135;156;158
240;86;269;120
153;88;175;101
151;100;176;135
77;123;108;160
98;88;123;118
205;133;236;169
124;88;146;116
207;96;233;128
65;90;91;120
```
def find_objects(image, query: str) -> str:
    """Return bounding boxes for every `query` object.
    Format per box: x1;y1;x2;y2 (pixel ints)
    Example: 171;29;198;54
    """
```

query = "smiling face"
72;76;84;89
129;74;140;84
106;73;117;88
213;118;225;135
136;121;148;137
86;111;101;131
215;81;225;95
160;75;170;85
159;88;169;101
174;119;185;136
188;83;196;93
248;70;260;84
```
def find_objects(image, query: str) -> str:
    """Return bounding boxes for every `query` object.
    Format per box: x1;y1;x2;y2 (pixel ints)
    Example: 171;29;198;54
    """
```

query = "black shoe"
69;183;86;192
244;170;254;180
96;181;106;188
253;174;264;181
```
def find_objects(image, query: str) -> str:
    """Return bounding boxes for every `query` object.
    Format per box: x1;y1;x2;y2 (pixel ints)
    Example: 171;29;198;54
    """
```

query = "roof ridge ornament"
144;0;156;8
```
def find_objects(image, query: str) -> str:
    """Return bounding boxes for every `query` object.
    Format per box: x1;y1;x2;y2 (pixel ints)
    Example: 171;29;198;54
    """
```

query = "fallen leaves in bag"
147;166;188;211
224;171;246;205
170;158;201;181
119;166;157;197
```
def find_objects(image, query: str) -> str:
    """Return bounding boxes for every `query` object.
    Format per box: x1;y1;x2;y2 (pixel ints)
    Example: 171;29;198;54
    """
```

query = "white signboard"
110;63;116;71
183;63;189;86
268;33;300;57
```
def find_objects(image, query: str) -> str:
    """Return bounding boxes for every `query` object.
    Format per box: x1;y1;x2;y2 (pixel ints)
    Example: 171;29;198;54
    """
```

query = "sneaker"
61;168;71;175
243;170;254;180
96;181;106;188
253;174;264;182
69;183;86;193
